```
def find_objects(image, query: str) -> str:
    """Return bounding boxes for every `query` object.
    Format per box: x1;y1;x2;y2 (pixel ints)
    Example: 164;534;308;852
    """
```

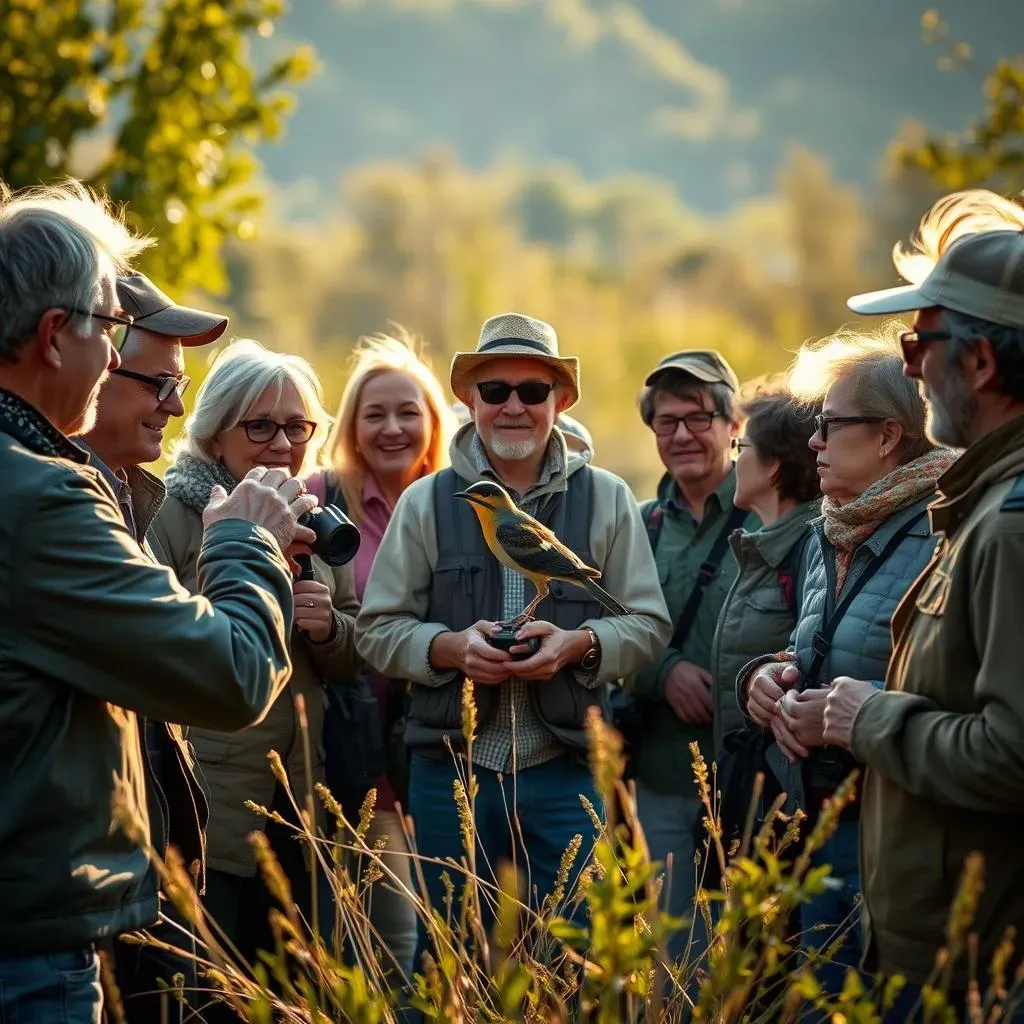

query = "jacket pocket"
915;567;951;617
189;732;233;766
430;553;490;629
747;588;791;614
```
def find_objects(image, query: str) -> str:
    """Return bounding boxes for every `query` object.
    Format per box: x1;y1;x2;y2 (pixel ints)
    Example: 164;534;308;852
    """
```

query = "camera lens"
298;505;361;567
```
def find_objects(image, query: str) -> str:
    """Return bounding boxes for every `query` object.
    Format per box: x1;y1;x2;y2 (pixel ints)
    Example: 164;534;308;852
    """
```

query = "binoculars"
298;504;361;567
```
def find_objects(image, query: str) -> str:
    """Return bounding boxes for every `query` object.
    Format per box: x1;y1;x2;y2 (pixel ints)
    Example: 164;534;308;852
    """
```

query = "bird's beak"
453;490;486;508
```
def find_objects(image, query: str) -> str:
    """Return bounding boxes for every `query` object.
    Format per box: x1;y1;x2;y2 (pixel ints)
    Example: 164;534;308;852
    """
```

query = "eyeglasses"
814;414;886;442
476;380;554;406
650;411;720;437
111;369;191;403
68;309;135;350
238;418;317;444
730;438;753;454
899;329;952;362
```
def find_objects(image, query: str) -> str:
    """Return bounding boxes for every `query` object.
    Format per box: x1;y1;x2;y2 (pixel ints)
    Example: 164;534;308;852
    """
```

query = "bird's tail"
583;576;631;616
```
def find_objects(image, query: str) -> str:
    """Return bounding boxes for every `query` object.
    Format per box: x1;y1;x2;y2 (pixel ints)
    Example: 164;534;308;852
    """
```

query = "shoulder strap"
432;468;469;560
1001;475;1024;512
640;498;663;553
669;504;748;652
804;509;927;688
561;466;593;553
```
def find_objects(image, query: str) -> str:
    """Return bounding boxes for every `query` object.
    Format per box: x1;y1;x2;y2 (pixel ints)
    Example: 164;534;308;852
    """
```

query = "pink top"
352;473;396;601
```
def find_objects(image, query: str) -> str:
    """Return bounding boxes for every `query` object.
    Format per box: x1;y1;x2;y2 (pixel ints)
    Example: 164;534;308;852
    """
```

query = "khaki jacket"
355;425;671;689
151;495;360;876
854;415;1024;985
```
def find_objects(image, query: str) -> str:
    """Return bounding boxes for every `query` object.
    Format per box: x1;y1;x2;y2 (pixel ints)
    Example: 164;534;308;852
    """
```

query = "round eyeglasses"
238;418;317;444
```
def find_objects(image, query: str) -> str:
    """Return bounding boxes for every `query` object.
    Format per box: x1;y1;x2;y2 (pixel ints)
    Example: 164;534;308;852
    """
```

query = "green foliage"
0;0;314;291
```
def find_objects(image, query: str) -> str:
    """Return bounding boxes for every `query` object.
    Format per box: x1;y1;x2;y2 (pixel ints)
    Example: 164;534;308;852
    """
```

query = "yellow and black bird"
454;480;631;625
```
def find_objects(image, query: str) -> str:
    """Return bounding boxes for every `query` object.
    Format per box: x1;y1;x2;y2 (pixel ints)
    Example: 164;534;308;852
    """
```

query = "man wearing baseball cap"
628;348;757;961
824;190;1024;1015
81;273;228;1021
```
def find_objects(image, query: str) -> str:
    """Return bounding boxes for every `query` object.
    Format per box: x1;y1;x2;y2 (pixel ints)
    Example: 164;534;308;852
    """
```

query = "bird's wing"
495;518;600;580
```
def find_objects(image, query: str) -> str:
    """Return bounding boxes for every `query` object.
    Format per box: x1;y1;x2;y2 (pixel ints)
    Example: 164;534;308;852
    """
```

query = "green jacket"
710;498;820;753
854;415;1024;987
0;389;294;955
630;471;759;795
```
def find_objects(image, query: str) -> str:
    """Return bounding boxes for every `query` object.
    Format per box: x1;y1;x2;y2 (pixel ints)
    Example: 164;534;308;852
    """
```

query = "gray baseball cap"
117;273;228;347
847;229;1024;329
644;349;740;392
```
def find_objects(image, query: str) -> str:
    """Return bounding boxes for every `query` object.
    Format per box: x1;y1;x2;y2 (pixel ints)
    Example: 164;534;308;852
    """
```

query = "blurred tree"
894;11;1023;191
0;0;315;291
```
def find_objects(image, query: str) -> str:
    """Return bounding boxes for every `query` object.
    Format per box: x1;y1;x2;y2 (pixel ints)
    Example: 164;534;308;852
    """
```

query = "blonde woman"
151;340;359;972
306;328;455;980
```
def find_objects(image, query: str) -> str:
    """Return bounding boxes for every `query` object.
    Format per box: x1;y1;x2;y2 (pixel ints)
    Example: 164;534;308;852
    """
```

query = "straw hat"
449;313;580;409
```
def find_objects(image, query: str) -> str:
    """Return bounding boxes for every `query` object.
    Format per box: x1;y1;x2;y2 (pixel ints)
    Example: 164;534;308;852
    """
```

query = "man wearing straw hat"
357;312;670;949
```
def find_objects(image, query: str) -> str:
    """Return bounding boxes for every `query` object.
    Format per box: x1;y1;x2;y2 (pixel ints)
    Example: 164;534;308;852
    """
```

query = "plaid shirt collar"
469;431;563;501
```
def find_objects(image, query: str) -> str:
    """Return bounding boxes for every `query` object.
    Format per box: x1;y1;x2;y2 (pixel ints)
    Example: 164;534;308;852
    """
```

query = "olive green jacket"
0;391;294;955
151;494;360;876
629;471;759;795
854;415;1024;986
709;498;821;753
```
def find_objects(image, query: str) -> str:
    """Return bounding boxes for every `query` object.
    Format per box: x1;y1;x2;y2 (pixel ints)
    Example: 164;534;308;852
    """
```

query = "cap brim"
644;364;721;387
846;283;932;317
134;304;229;347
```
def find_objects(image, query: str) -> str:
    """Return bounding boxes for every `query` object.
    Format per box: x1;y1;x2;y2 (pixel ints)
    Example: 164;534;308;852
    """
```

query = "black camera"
298;504;361;567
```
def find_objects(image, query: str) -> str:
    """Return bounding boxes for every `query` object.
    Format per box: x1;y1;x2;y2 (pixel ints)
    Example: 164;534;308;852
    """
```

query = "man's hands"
428;620;593;684
824;676;880;749
507;621;592;680
203;466;317;555
747;661;800;727
773;688;828;762
429;621;513;684
663;660;713;724
293;579;334;643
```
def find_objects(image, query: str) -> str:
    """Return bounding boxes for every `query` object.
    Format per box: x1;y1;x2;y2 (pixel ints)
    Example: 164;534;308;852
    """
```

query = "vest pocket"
430;553;490;629
545;549;604;626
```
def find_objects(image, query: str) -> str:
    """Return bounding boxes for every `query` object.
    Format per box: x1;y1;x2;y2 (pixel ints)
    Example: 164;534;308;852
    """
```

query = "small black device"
298;504;361;567
488;628;541;660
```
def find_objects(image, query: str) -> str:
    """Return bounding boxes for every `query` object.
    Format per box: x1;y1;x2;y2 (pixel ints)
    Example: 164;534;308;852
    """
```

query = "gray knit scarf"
164;451;239;515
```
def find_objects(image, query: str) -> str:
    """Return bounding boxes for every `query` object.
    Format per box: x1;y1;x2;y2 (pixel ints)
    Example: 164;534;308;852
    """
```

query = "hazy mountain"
258;0;1021;215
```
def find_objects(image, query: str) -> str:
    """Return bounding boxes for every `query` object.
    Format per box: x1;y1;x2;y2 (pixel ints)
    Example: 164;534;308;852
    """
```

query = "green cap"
644;350;740;392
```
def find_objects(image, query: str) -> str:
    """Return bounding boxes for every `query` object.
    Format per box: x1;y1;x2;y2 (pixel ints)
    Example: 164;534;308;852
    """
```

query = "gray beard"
489;435;539;461
923;377;975;449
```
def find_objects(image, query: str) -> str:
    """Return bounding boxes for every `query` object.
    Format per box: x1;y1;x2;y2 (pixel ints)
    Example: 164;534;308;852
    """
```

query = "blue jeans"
800;818;863;999
408;751;600;962
0;947;102;1024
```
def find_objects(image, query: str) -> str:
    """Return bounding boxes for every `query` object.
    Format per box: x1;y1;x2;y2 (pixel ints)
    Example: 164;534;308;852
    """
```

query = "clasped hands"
746;662;878;762
431;619;592;683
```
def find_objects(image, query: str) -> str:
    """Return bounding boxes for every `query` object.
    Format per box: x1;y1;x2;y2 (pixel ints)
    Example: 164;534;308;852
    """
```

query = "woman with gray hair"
739;322;955;1001
151;339;360;980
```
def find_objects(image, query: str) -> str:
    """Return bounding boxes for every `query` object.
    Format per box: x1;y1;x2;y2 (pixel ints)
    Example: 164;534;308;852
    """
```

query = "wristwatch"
579;626;601;672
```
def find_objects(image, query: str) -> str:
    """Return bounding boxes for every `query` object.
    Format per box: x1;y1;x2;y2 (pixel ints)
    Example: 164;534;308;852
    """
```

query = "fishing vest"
406;465;608;752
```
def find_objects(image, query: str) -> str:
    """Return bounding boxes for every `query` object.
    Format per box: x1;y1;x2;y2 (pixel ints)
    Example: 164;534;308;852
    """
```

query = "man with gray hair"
0;182;316;1023
357;312;670;962
825;189;1024;1016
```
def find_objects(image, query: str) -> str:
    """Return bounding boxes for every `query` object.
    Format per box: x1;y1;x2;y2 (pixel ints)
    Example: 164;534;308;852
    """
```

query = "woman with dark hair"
710;388;822;755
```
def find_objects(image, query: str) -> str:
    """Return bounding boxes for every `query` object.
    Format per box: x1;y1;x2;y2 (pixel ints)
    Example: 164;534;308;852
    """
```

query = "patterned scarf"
823;448;956;594
164;451;239;515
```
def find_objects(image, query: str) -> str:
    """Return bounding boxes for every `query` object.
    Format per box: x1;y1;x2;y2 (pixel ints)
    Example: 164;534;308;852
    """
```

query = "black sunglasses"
111;369;191;403
814;414;886;442
68;308;135;349
899;329;952;361
476;380;554;406
238;418;317;444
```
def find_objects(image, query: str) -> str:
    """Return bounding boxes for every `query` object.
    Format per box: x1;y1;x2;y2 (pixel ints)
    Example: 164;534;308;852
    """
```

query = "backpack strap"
668;504;748;652
306;469;347;514
803;509;927;688
432;467;470;562
640;498;663;553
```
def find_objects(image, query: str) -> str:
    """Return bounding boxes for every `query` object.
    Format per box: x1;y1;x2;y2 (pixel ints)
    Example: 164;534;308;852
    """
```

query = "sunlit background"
2;0;1021;492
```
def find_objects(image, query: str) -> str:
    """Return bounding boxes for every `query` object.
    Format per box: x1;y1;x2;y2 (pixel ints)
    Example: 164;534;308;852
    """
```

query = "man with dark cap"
628;350;757;962
81;273;227;1021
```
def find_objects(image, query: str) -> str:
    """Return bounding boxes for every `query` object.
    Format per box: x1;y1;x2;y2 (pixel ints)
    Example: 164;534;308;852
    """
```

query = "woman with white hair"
739;323;955;1001
151;339;359;971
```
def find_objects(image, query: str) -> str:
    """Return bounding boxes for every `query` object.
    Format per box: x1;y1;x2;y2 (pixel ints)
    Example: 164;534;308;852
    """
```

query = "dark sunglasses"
111;369;190;403
68;308;135;350
476;380;554;406
239;418;317;444
650;411;720;437
899;329;952;362
814;414;886;442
